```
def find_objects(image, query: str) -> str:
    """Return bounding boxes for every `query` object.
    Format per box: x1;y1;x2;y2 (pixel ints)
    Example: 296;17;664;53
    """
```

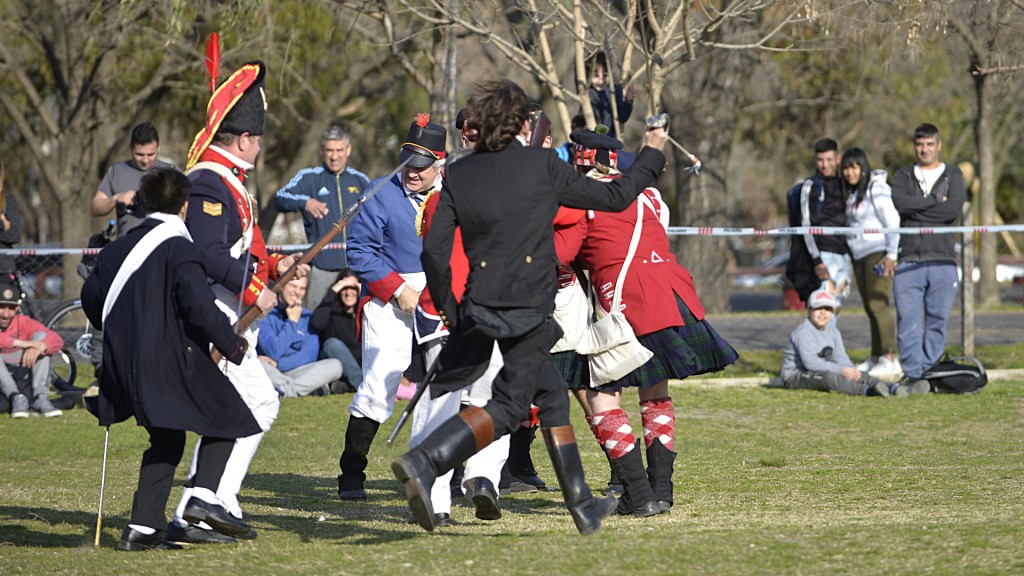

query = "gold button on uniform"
525;255;532;263
480;261;487;267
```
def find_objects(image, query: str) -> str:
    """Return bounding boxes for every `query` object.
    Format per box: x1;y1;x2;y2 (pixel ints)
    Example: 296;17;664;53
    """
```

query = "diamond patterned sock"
640;397;675;450
592;408;636;459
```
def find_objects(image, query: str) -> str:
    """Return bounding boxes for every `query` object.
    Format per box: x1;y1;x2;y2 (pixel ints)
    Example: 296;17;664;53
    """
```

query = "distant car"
731;253;788;289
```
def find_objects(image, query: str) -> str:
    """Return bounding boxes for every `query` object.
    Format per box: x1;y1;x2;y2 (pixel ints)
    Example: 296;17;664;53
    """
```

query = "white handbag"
580;200;654;385
550;277;591;353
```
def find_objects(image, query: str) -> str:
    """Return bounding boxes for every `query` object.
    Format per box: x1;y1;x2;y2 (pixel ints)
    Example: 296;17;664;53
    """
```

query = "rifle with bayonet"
211;157;411;363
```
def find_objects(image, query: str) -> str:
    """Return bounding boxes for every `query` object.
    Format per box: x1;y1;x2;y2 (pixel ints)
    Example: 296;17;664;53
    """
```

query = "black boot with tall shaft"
392;406;494;531
612;442;660;517
338;416;380;500
542;426;618;535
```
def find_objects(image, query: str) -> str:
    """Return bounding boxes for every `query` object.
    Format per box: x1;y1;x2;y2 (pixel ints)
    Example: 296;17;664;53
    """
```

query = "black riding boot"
646;439;676;513
541;426;617;535
507;425;546;488
337;416;380;500
392;406;493;531
611;443;659;517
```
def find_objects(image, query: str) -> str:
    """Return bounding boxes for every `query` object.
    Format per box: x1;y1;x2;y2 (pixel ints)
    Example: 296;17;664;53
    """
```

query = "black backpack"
922;355;988;394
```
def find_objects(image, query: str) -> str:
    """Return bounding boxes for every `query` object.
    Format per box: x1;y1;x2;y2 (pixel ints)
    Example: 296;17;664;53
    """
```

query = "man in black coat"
391;79;669;534
82;168;260;551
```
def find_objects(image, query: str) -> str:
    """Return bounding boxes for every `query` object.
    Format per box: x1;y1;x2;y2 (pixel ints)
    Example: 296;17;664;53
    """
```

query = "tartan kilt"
595;297;739;391
552;349;590;391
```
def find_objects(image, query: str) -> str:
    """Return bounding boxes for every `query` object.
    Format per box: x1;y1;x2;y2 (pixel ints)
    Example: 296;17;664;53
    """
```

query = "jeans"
323;337;363;389
819;251;853;303
893;261;958;378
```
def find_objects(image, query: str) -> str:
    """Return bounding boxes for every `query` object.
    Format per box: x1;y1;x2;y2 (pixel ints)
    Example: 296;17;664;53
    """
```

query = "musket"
385;354;441;446
528;109;552;148
211;157;411;363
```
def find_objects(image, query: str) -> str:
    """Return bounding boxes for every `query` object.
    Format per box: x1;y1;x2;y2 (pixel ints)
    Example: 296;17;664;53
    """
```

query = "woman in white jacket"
842;148;902;378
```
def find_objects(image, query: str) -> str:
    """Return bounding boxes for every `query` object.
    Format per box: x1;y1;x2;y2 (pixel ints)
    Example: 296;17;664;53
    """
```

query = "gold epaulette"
415;189;438;237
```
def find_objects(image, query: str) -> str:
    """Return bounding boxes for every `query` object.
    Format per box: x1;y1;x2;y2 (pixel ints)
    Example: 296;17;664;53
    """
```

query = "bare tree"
947;1;1024;307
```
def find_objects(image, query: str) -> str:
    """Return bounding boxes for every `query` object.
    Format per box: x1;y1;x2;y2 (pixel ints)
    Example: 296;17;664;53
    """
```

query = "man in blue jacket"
273;126;370;307
257;276;342;397
335;114;447;501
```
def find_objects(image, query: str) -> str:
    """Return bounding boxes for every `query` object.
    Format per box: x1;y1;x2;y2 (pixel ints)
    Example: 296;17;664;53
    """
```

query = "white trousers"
348;297;413;423
409;339;509;514
175;292;281;521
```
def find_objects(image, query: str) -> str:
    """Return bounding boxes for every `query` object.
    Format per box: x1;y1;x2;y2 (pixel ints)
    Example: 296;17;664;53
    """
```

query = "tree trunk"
661;37;748;313
974;71;999;306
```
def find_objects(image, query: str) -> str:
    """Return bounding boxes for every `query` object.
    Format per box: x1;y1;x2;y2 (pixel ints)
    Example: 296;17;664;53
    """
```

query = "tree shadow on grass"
240;472;580;543
0;505;127;549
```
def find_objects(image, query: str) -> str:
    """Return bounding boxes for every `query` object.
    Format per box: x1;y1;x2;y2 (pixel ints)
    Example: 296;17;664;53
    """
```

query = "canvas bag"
922;354;988;394
579;200;653;385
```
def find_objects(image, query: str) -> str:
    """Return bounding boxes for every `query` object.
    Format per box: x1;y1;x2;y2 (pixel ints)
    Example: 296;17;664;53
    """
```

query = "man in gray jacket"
890;123;965;384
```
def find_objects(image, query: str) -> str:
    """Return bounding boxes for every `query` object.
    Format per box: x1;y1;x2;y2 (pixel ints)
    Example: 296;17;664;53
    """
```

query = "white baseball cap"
808;288;836;310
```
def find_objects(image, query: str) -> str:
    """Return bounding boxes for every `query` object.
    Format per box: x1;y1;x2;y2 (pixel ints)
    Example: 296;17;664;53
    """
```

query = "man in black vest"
392;79;668;534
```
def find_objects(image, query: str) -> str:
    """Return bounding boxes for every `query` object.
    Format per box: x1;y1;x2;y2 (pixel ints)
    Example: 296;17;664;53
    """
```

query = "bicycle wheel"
50;348;78;392
45;300;92;391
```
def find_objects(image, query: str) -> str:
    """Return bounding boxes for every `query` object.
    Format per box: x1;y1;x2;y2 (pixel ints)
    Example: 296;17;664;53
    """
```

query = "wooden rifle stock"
528;111;551;148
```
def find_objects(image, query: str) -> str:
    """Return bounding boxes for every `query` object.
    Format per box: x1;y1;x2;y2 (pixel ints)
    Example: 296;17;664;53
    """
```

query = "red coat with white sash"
571;188;705;337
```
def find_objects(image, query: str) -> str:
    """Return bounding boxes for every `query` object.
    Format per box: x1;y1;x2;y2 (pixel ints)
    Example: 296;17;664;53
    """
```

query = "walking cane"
94;425;110;549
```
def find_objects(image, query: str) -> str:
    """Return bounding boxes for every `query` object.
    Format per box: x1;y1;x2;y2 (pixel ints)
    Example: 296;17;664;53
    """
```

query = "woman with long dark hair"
842;147;902;378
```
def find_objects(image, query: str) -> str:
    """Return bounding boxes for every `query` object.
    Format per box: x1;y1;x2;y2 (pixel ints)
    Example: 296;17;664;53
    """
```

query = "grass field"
2;364;1023;575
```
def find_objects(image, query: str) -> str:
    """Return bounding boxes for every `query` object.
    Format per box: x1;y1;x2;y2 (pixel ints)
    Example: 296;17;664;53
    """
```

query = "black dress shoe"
406;512;455;527
468;477;501;521
116;527;182;551
511;472;547;489
166;523;237;545
236;527;258;540
182;497;252;537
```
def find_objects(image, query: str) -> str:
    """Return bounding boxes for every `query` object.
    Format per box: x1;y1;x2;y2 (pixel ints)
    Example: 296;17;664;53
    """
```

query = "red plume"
415;113;430;128
205;33;220;93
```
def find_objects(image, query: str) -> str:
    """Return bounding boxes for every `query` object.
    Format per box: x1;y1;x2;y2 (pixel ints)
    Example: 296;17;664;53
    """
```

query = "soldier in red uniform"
169;60;308;544
564;129;739;518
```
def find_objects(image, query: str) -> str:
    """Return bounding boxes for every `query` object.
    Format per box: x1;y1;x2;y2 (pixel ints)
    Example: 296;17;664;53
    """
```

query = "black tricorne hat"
400;113;447;168
570;128;623;168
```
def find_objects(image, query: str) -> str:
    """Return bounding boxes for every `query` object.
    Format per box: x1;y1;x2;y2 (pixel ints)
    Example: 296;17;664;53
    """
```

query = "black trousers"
432;318;570;438
129;427;234;530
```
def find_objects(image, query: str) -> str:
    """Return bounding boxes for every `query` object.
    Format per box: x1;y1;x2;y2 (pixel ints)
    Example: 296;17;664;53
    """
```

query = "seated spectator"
781;288;927;398
310;268;362;392
0;275;64;417
257;276;342;398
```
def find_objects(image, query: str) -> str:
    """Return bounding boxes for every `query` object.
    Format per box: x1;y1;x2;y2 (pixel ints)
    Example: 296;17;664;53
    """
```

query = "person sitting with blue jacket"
257;276;342;397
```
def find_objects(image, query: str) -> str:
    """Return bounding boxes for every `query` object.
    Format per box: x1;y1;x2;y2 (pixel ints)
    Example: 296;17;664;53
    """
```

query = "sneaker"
32;394;63;417
869;381;891;398
10;394;29;418
395;381;417;401
856;358;875;372
869;357;903;380
892;377;930;397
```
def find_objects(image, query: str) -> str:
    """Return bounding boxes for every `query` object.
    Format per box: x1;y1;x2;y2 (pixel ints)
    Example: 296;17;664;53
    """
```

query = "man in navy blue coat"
82;168;259;551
